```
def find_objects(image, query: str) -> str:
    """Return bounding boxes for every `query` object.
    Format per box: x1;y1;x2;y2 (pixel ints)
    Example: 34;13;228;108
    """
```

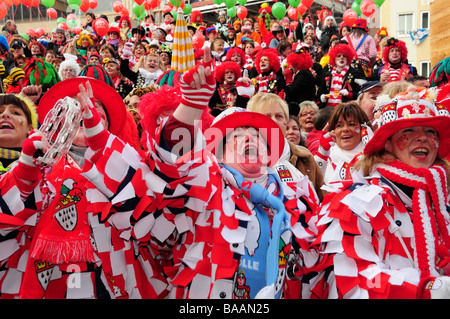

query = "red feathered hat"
225;47;246;66
255;48;280;74
382;37;408;64
329;44;355;67
286;50;313;71
138;85;213;141
215;61;241;83
190;10;203;23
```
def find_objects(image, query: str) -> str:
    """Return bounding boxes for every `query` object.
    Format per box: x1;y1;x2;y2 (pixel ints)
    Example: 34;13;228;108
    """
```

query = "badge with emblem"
55;179;83;231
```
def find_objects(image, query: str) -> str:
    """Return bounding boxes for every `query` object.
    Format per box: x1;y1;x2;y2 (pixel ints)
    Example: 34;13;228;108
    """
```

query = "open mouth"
0;122;14;129
411;147;429;158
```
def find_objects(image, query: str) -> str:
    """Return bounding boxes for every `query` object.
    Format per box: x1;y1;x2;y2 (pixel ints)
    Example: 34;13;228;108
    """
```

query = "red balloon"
46;7;57;19
58;22;69;31
26;28;36;37
3;0;12;7
192;33;205;50
361;0;376;18
89;0;97;9
343;9;358;27
94;18;109;37
35;27;45;37
121;7;129;16
290;21;298;30
71;27;82;35
79;0;90;12
301;0;313;8
31;0;39;6
287;7;297;20
237;6;247;20
113;1;124;13
297;3;307;16
0;3;7;20
21;0;32;7
134;0;145;5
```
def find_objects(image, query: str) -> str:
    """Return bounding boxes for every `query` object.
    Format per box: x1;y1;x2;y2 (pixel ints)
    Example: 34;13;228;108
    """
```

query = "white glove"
339;89;349;96
427;277;450;299
320;94;328;103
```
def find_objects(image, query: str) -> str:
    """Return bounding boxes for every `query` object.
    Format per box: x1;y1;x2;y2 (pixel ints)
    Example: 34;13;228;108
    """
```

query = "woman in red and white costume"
306;87;450;299
79;48;319;299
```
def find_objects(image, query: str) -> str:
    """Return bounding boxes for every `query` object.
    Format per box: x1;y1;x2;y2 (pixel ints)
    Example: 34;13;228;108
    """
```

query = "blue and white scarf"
224;165;292;299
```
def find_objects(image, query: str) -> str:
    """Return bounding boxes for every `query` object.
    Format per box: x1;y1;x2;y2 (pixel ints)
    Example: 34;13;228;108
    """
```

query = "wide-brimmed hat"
205;107;285;166
38;77;126;136
364;88;450;158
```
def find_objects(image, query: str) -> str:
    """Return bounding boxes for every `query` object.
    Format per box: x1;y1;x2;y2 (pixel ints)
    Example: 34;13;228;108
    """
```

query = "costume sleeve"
119;58;138;84
307;182;423;299
0;167;43;233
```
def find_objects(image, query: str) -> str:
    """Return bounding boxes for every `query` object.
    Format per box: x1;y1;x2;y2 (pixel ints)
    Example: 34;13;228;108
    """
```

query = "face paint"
396;134;409;151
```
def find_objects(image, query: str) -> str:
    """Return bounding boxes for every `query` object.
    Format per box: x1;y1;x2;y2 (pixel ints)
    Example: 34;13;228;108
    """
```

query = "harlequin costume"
78;58;320;299
306;88;450;299
0;77;163;299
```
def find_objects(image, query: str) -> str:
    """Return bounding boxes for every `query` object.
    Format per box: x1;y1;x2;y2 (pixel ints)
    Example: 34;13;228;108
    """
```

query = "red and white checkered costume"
81;117;320;299
305;163;450;299
0;152;167;299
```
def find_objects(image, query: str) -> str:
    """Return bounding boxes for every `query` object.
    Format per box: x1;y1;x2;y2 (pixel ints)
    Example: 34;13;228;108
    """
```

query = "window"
420;61;431;77
421;11;430;29
398;13;413;37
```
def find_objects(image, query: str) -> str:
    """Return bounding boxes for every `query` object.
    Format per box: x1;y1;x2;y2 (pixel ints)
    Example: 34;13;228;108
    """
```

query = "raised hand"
179;46;216;109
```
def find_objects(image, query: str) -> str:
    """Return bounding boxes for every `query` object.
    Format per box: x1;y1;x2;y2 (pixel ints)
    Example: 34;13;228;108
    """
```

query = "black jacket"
285;69;316;104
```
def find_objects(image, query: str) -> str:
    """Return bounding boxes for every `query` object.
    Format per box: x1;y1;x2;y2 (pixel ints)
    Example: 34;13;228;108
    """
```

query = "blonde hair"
247;92;289;122
380;81;410;98
132;52;163;72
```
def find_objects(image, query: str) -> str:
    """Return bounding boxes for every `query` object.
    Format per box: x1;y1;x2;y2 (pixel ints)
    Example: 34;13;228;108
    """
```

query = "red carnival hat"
364;87;450;158
206;107;285;166
38;77;126;137
353;18;368;32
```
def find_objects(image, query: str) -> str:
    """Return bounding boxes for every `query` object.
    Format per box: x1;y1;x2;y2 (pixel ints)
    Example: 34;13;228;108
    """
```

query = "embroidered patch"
275;165;293;182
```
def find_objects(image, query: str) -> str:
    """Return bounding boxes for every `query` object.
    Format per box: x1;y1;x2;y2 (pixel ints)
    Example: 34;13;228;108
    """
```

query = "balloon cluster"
347;0;385;21
275;0;313;22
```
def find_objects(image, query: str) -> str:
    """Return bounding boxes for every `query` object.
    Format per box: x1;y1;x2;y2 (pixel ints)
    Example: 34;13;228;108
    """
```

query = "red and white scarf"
386;63;411;82
328;65;349;107
257;71;277;93
376;161;450;284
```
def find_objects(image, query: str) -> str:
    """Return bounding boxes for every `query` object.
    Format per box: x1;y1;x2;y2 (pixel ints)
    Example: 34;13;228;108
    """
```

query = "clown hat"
206;107;285;166
38;77;126;137
353;19;368;31
376;27;388;37
364;88;450;158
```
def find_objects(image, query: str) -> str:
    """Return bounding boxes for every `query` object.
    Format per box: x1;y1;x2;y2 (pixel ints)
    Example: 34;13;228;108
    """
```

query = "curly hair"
328;44;355;67
215;61;241;83
286;51;313;71
190;10;203;23
225;47;245;65
254;48;280;74
382;37;408;64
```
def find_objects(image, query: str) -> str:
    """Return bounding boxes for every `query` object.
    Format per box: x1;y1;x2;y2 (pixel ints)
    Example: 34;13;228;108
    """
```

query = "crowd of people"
0;3;450;299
